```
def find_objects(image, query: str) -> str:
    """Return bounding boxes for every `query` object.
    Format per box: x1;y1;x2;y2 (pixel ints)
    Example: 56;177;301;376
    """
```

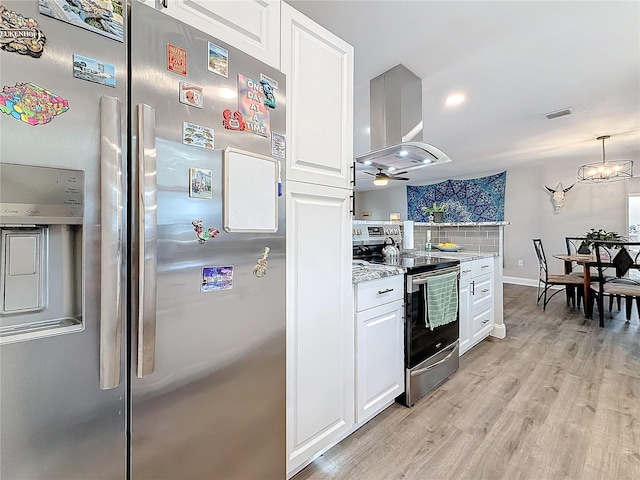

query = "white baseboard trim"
503;276;538;287
491;323;506;339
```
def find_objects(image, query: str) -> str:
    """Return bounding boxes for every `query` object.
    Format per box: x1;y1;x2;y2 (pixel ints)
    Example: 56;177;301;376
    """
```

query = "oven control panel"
353;222;402;245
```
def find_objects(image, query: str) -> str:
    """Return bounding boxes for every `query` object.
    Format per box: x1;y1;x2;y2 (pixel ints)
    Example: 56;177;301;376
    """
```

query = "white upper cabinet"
281;3;354;189
137;0;281;68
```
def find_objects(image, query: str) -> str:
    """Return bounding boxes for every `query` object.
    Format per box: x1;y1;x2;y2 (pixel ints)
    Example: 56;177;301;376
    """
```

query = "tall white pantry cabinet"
281;3;354;476
133;1;355;475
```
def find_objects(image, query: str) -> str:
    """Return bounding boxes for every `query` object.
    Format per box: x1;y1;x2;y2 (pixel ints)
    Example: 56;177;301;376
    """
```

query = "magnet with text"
179;82;203;108
73;54;116;87
0;6;47;58
253;247;270;278
271;132;285;159
260;79;276;109
183;122;214;149
202;266;233;292
237;73;270;137
222;109;246;131
208;41;228;78
0;82;68;126
167;43;187;75
193;220;219;244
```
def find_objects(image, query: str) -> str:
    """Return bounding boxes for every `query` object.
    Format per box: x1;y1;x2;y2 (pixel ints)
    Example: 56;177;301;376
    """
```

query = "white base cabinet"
459;258;495;355
354;276;404;425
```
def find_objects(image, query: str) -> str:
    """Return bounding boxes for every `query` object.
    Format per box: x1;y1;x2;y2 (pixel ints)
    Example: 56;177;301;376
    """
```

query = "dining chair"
533;238;585;310
591;241;640;327
565;236;620;311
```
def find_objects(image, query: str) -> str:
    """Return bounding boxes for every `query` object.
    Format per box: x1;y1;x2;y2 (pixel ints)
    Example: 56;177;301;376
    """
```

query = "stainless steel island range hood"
356;64;452;172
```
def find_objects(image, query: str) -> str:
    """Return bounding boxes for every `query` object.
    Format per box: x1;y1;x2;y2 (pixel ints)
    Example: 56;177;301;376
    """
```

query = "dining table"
553;253;600;318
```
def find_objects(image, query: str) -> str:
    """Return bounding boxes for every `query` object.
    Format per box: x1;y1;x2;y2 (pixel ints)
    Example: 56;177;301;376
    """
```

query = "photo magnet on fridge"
167;43;187;75
0;6;47;58
189;167;212;198
271;132;285;159
39;0;124;43
201;266;233;292
73;54;116;87
179;82;203;108
208;42;228;78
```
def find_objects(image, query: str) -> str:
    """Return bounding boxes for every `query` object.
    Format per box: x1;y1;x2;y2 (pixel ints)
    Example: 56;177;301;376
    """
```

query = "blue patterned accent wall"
407;171;506;222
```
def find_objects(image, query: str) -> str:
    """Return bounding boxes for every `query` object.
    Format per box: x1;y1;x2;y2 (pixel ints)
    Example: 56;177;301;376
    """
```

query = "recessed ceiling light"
445;93;465;107
363;160;372;165
398;150;409;157
388;166;396;172
423;159;433;164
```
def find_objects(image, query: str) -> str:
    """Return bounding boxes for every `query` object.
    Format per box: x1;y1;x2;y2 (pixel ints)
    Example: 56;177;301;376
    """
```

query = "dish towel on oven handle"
424;271;458;330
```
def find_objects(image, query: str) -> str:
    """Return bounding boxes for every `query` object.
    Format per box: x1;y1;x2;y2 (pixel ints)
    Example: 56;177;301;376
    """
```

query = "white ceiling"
286;0;640;191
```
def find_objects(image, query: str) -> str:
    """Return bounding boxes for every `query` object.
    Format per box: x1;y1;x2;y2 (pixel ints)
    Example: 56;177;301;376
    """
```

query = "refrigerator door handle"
137;103;158;377
100;96;124;390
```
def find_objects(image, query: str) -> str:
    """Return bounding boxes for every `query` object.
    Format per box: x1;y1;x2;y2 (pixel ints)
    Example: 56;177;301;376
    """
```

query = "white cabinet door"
286;181;354;474
136;0;281;68
356;299;404;424
281;3;354;189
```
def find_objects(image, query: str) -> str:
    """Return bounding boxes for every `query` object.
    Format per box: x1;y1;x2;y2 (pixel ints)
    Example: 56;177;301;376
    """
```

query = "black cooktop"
368;254;459;273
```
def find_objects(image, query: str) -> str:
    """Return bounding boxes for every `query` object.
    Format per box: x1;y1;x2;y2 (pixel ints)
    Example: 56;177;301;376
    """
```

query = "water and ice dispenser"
0;163;84;343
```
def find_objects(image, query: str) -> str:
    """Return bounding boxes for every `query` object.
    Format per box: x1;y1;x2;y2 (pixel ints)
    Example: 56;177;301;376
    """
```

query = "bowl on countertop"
433;244;462;252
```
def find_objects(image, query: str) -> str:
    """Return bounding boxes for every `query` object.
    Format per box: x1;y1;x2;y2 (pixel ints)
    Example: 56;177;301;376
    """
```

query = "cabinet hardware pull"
471;280;475;295
481;288;489;293
481;264;490;269
378;288;394;294
482;319;490;324
462;269;471;274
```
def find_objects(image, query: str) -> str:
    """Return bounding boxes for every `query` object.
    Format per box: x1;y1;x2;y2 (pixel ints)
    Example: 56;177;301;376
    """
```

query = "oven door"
406;266;460;369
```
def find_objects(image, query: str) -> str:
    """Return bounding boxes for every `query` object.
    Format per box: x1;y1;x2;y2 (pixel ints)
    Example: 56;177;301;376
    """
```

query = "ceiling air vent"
543;107;573;120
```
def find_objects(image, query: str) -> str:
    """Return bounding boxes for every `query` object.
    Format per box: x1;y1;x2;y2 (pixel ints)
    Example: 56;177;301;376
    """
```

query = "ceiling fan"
364;168;409;186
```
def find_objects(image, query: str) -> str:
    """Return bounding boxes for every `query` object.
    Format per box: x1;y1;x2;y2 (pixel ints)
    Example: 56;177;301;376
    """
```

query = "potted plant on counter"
421;202;447;223
577;228;625;253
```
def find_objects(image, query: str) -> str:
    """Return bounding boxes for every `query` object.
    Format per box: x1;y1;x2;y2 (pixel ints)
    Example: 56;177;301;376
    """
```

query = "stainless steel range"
353;223;460;406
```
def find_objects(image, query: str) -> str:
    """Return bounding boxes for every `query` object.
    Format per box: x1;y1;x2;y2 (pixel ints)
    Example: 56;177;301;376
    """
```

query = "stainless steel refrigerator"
0;2;285;478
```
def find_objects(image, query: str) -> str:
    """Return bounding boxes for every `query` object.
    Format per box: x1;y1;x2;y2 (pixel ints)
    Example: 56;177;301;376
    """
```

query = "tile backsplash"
411;224;502;254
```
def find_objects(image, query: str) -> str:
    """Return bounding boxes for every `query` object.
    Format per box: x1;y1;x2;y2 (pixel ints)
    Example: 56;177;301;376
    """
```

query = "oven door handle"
410;342;459;376
412;265;460;285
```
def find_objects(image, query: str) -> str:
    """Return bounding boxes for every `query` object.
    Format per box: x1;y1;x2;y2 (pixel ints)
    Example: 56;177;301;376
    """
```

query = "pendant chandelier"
577;135;633;183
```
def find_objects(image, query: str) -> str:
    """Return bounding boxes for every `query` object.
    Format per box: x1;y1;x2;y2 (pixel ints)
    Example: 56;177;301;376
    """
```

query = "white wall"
355;159;629;283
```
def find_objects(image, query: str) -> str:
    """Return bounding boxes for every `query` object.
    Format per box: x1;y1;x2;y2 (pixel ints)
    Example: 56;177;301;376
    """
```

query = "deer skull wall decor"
545;182;574;214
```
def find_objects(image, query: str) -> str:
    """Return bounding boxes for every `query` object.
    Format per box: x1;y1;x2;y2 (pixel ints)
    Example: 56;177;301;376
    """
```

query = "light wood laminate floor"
294;284;640;480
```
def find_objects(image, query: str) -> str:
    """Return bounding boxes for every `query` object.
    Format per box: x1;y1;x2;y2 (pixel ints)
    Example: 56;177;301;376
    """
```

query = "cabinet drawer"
471;258;493;277
459;263;473;286
472;306;494;338
471;274;493;310
355;276;404;312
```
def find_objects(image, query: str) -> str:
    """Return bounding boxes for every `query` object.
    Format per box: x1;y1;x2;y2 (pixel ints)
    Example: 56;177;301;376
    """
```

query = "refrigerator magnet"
73;54;116;88
252;247;270;278
167;43;187;75
39;0;124;43
222;109;246;131
179;82;203;108
207;42;228;78
0;6;47;58
271;132;285;159
237;74;270;138
201;266;233;292
0;82;68;126
183;122;214;150
189;168;212;199
260;79;276;109
192;220;219;244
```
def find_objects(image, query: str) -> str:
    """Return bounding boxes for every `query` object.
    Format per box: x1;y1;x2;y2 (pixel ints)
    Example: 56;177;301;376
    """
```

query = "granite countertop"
419;251;498;262
352;261;405;284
